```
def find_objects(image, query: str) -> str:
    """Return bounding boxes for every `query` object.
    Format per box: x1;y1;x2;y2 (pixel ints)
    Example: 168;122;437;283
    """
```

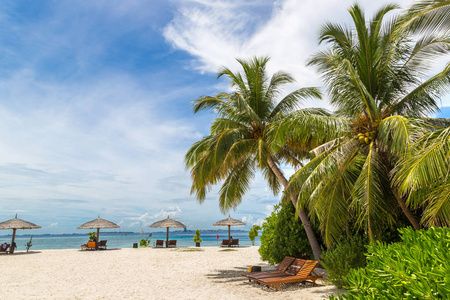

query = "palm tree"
185;56;325;259
281;2;450;246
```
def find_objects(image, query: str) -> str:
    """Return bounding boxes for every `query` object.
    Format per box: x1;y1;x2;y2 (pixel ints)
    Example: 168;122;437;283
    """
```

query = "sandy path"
0;246;343;299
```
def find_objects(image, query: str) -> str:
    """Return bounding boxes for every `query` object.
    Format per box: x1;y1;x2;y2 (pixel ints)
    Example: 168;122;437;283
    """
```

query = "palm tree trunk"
382;154;421;230
393;190;421;230
267;156;322;260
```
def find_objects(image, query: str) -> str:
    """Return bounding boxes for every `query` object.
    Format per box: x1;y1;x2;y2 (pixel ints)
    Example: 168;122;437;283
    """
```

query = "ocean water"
0;230;260;251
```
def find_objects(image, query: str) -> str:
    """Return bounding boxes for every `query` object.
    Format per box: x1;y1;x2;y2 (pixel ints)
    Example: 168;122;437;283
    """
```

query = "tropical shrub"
259;202;320;264
248;225;261;246
193;229;203;243
139;239;151;247
88;232;97;241
320;236;367;288
331;227;450;299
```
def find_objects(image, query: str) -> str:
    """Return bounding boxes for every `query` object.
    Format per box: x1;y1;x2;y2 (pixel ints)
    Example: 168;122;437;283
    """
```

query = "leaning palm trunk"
393;189;421;230
267;156;322;260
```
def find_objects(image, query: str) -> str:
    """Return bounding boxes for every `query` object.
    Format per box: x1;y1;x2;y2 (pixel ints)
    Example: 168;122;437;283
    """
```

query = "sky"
0;0;448;234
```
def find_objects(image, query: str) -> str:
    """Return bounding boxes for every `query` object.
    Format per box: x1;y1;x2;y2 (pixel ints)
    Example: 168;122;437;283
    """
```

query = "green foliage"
248;225;261;246
320;236;367;288
193;229;203;243
88;232;97;241
283;0;450;246
185;56;322;213
259;202;318;264
331;227;450;299
139;239;151;247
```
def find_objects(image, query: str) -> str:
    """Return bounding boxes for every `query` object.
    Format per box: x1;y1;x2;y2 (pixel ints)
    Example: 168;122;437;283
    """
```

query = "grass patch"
175;248;204;252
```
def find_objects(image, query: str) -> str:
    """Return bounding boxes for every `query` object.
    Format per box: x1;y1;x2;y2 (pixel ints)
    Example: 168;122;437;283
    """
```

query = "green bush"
88;232;97;241
331;227;450;299
193;229;203;243
139;239;151;247
248;225;261;246
259;202;320;264
320;236;367;288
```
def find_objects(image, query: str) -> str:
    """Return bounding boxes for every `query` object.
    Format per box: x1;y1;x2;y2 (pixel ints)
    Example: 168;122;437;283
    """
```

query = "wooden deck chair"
155;240;164;248
220;239;229;247
167;240;177;248
255;260;323;291
98;240;107;250
241;256;296;280
230;239;240;247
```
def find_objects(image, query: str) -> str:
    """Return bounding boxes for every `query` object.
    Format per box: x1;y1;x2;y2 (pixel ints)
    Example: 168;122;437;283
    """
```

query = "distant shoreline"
0;229;249;238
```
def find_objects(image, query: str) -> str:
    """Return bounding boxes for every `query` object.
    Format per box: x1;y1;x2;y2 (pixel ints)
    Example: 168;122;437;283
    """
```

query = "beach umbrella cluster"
0;213;247;252
0;214;41;254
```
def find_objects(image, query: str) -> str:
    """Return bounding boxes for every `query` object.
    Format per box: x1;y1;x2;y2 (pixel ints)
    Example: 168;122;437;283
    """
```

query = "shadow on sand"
78;248;122;252
0;250;42;256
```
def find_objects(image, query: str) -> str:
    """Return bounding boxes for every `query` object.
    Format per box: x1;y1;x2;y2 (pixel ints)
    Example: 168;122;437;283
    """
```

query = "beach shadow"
206;266;249;283
307;286;348;298
78;248;122;252
245;280;332;293
1;251;42;256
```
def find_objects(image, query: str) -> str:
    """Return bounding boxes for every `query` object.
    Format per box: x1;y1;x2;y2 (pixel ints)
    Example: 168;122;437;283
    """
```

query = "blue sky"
0;0;448;234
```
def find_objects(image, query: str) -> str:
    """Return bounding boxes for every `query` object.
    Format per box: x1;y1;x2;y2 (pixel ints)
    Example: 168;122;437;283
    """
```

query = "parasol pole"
166;227;169;248
96;227;100;250
228;225;231;247
10;228;16;254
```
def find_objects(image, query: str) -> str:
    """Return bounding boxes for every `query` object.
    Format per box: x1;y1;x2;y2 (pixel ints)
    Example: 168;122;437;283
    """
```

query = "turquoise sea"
0;230;260;251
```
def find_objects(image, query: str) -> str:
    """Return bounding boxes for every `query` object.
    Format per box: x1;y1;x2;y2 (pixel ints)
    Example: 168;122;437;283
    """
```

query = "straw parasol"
0;214;41;254
149;216;186;248
213;215;245;243
77;216;120;250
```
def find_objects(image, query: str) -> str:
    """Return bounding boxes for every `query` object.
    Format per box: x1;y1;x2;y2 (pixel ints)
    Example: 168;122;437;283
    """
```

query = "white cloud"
126;206;183;229
242;215;265;227
164;0;423;109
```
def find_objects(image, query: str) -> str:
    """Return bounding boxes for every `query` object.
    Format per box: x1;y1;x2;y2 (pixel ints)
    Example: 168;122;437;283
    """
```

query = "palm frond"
269;87;322;118
218;158;255;213
421;183;450;227
351;142;395;240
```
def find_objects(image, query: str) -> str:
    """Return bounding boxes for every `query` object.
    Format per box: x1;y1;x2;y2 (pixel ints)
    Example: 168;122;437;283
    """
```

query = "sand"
0;246;344;299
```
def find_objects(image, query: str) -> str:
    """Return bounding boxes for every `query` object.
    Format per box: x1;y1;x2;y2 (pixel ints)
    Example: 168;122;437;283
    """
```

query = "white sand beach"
0;246;343;300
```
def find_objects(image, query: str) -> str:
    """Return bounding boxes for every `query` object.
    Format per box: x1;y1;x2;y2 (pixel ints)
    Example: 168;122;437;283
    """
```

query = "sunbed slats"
243;257;323;291
276;256;295;272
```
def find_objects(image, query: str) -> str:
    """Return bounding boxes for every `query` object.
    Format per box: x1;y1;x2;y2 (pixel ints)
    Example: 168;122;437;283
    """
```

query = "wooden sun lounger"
155;240;164;248
220;239;229;247
241;256;295;280
98;240;107;250
247;259;307;280
254;260;323;291
230;239;239;247
167;240;177;248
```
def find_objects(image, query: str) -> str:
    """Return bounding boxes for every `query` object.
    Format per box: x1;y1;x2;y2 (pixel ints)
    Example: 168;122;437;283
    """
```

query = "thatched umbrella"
0;214;41;254
213;216;245;243
77;217;119;250
149;216;186;248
